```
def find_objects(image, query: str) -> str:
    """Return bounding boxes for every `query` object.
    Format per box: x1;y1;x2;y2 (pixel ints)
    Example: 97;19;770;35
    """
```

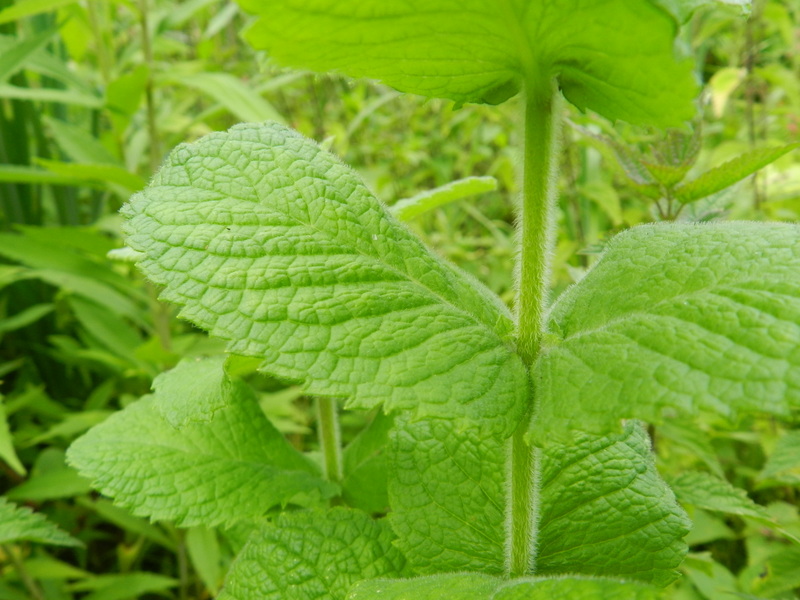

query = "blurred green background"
0;0;799;598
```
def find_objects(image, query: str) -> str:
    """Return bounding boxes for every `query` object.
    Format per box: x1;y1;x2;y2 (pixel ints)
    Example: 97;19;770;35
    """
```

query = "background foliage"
0;0;798;598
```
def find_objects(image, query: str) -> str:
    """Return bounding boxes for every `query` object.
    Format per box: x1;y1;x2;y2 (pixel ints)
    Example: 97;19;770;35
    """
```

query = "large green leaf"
533;222;800;443
218;508;407;600
238;0;696;127
123;121;527;435
0;497;82;547
348;574;663;600
389;419;688;584
67;360;336;527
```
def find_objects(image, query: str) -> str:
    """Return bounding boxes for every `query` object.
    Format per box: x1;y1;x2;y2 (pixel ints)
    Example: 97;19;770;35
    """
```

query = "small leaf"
151;356;231;428
239;0;697;127
68;368;336;527
759;431;800;486
349;574;663;600
0;497;82;547
0;29;57;84
123;122;527;435
668;471;771;521
0;396;25;475
218;508;407;600
674;144;799;204
533;222;800;443
390;176;497;221
0;0;78;25
160;71;285;124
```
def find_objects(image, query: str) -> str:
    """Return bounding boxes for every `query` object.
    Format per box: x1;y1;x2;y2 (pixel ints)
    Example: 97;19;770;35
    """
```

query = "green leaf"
741;546;800;598
67;365;336;527
348;574;663;600
238;0;696;127
0;497;82;547
674;144;800;204
68;573;178;600
655;0;751;23
0;396;25;475
0;29;57;84
0;83;103;107
390;176;497;221
150;356;232;427
759;431;800;486
36;159;145;193
341;411;394;513
668;471;771;522
218;508;407;600
0;0;78;25
389;419;688;584
160;72;285;124
537;424;689;585
186;526;222;595
123;121;527;435
388;417;505;575
533;222;800;443
0;303;54;334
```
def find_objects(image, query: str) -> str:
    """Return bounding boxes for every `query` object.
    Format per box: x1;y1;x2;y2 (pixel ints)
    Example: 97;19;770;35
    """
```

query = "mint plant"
68;1;800;598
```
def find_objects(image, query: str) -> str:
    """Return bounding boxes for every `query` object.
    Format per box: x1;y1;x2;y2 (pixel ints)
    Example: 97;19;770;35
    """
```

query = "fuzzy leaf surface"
68;372;335;527
674;144;799;204
0;497;82;547
218;508;406;600
123;122;526;435
389;420;687;584
348;574;662;600
534;222;800;442
238;0;696;127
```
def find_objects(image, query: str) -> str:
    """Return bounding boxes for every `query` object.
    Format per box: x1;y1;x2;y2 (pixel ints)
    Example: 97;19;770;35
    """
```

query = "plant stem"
506;81;562;577
316;397;343;485
138;0;161;174
2;544;45;600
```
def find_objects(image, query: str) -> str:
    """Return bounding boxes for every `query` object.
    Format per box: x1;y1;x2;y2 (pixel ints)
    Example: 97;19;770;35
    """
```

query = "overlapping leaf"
389;419;688;584
218;508;407;600
534;222;800;442
238;0;696;127
68;360;336;527
348;573;663;600
123;122;527;435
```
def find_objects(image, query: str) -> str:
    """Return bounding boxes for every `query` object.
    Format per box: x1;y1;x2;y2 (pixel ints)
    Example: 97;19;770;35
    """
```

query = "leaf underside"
218;508;407;600
534;222;800;443
68;360;336;528
238;0;696;127
389;419;688;585
123;122;527;436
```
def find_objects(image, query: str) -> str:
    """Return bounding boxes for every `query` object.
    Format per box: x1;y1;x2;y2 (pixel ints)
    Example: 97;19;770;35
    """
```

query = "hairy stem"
506;81;562;577
316;397;343;485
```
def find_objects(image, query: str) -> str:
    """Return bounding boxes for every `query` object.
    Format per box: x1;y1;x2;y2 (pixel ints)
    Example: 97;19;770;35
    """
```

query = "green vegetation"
1;1;800;599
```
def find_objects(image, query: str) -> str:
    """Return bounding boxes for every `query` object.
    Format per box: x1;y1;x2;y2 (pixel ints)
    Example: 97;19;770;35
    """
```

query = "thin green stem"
2;544;45;600
506;81;562;578
138;0;161;174
316;397;343;485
